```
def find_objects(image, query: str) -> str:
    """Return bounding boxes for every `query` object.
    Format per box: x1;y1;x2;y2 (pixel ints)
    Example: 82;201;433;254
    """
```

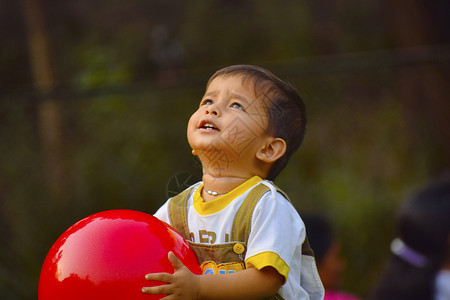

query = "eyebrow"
230;92;251;105
204;91;218;98
203;91;252;105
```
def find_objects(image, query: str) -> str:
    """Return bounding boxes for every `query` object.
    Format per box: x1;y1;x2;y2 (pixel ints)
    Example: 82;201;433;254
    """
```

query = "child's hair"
369;175;450;300
207;65;306;181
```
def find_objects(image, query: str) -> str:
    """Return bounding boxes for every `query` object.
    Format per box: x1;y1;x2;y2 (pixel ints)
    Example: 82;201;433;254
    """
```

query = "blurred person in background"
369;175;450;300
302;214;360;300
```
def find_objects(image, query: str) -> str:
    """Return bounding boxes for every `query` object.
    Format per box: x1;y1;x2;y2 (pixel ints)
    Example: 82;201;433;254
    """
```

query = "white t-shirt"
154;176;324;299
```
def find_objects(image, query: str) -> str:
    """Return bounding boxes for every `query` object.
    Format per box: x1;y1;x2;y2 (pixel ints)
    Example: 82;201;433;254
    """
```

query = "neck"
201;173;249;202
194;149;269;201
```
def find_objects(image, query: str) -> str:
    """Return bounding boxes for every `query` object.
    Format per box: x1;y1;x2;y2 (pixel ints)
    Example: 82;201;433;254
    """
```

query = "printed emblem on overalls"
201;261;245;275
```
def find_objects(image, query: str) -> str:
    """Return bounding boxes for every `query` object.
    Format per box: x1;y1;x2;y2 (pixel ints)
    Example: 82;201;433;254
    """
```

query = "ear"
256;138;286;163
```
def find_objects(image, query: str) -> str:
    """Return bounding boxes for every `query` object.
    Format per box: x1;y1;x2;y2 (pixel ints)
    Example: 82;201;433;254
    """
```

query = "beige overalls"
168;183;315;300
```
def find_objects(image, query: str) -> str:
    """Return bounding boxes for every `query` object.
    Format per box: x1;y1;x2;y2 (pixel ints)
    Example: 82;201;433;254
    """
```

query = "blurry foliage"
74;46;133;91
0;0;449;299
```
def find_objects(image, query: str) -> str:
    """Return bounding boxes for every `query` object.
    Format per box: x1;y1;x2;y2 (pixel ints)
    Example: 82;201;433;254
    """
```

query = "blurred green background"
1;0;449;298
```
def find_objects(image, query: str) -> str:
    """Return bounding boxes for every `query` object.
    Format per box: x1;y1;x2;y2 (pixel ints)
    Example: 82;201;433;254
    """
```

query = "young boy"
142;65;324;299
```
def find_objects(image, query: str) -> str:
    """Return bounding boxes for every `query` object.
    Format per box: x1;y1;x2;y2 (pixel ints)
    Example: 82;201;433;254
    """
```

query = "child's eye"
201;99;213;106
230;102;244;111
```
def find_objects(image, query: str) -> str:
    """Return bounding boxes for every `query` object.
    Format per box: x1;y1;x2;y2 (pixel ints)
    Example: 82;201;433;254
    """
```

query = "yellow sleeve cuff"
245;252;289;283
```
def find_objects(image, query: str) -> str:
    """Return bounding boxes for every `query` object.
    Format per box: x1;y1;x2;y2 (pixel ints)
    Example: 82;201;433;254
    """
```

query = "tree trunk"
384;0;450;173
21;0;67;201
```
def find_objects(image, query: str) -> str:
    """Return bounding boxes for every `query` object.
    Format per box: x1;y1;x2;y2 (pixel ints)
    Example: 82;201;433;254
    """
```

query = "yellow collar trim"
194;176;263;215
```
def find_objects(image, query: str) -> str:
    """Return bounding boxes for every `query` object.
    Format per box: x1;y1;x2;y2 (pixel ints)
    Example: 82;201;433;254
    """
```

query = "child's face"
187;75;272;162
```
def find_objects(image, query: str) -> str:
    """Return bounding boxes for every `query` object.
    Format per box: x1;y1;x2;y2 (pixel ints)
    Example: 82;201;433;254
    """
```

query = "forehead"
206;75;256;95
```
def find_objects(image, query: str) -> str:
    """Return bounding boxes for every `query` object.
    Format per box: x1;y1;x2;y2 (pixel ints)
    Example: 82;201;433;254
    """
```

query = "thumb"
168;251;185;271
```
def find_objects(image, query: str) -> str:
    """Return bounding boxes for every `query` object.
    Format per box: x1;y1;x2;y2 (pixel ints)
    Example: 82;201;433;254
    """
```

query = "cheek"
188;109;199;127
187;114;198;141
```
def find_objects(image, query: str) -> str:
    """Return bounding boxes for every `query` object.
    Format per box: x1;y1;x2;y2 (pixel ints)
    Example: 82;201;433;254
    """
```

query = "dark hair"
369;175;450;300
208;65;306;180
301;214;334;265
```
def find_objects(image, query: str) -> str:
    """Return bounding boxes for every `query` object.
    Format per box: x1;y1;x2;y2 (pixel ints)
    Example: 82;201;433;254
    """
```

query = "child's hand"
142;251;200;299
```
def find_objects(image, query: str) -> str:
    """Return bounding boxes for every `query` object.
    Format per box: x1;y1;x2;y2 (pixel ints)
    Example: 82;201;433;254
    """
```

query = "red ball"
39;209;200;300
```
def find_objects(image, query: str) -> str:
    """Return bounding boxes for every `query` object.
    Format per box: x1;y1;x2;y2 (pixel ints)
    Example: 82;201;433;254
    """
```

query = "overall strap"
168;186;195;240
168;183;271;243
232;182;315;257
271;182;315;256
230;183;285;300
230;183;270;242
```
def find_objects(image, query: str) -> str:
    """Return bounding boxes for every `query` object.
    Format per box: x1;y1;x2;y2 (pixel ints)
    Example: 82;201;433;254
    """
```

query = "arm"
142;251;284;300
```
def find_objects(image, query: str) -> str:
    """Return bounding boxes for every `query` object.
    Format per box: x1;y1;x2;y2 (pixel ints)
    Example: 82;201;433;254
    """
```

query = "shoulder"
254;181;299;215
154;181;202;223
251;181;304;230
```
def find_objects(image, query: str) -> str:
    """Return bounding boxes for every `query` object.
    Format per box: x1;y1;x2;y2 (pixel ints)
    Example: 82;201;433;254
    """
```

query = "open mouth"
199;120;219;131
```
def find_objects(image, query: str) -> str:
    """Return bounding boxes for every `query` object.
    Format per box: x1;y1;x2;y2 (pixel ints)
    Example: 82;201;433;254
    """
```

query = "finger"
141;283;172;295
145;272;173;283
168;251;185;271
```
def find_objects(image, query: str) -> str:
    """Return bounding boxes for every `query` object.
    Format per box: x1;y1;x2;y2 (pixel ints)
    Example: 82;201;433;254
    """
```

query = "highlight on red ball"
38;209;200;300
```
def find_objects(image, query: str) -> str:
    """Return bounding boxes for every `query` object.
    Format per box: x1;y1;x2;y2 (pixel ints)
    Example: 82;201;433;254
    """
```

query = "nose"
205;104;220;116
